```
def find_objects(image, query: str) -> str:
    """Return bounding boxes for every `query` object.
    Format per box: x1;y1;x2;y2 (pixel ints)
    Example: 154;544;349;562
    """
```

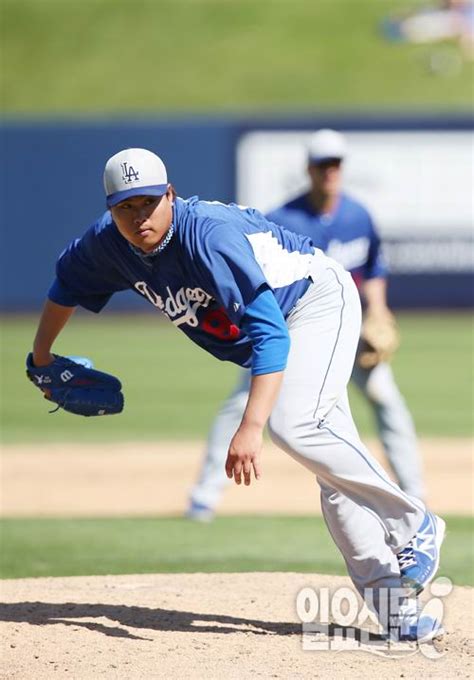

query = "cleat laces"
397;540;417;569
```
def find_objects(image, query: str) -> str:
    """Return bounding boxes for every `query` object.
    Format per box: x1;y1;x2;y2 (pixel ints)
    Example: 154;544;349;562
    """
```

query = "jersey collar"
129;223;175;262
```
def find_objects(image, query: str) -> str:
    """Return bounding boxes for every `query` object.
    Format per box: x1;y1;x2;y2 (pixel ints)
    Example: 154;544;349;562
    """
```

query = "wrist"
32;350;55;367
240;417;265;432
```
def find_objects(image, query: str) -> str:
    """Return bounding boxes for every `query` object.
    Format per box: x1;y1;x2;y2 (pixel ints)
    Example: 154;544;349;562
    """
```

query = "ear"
166;184;177;201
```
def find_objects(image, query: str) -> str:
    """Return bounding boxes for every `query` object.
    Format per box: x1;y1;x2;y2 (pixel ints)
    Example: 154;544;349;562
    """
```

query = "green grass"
1;515;472;585
2;0;472;114
1;312;472;443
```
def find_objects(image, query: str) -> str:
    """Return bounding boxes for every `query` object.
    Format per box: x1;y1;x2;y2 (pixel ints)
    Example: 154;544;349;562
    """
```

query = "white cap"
103;148;168;207
307;129;347;164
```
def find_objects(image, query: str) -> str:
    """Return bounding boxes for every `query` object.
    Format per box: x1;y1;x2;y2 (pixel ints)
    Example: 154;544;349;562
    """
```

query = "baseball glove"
357;311;400;369
26;353;124;416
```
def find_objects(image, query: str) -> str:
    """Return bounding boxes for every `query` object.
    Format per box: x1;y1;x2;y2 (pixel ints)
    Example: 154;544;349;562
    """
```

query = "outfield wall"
1;115;472;311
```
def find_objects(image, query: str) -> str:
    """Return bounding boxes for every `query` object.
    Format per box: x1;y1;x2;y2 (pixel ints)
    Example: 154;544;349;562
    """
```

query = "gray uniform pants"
191;258;425;594
351;362;424;498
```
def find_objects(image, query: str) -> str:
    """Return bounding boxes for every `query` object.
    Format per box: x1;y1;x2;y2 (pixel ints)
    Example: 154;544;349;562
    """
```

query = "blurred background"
0;0;472;582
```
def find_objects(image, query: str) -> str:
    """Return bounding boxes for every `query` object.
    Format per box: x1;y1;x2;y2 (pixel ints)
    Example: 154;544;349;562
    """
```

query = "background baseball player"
187;129;425;522
26;147;443;640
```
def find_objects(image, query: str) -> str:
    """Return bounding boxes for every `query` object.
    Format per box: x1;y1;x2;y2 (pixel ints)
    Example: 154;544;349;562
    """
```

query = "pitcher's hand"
225;423;263;486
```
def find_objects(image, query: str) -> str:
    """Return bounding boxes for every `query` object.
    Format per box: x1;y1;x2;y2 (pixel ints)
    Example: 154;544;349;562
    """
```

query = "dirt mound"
1;573;472;679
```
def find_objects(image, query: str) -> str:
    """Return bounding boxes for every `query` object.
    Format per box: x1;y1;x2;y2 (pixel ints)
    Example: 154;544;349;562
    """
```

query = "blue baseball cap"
104;148;168;207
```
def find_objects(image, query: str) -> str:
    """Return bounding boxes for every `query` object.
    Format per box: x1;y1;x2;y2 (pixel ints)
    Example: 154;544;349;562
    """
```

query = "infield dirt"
1;438;473;516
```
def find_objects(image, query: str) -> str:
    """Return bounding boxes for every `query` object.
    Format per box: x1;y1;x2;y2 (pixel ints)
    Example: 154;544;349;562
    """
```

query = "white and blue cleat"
384;594;445;644
185;501;215;523
397;511;446;594
387;614;444;643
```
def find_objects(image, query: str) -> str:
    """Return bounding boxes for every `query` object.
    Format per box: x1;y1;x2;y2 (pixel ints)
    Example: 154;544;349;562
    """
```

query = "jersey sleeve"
240;287;290;375
48;228;128;313
365;214;389;280
195;221;269;324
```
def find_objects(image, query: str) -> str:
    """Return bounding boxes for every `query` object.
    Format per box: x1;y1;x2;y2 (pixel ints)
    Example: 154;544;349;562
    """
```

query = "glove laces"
48;388;72;414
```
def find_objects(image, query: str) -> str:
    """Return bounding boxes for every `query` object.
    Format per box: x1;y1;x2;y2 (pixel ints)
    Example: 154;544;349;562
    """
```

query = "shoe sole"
185;511;215;522
418;623;445;643
393;621;445;644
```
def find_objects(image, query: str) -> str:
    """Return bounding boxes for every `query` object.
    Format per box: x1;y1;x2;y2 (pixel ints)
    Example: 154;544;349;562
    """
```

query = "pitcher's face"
111;189;174;252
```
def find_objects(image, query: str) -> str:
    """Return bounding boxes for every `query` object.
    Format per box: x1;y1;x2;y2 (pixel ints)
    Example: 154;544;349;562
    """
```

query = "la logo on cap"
121;162;140;184
104;148;168;207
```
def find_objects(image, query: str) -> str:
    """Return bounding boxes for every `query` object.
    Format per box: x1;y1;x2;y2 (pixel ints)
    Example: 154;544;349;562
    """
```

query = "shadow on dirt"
0;601;383;643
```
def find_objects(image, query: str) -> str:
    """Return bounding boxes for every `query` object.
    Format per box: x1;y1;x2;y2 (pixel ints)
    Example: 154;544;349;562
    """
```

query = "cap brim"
106;184;168;208
308;155;344;165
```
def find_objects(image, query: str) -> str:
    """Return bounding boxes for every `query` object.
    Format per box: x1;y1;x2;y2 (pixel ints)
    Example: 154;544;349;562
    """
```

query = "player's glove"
357;311;400;369
26;353;124;416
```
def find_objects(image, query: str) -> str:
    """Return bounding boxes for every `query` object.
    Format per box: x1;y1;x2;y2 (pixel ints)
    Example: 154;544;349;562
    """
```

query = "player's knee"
364;363;406;406
365;378;400;406
364;381;385;404
268;411;313;451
